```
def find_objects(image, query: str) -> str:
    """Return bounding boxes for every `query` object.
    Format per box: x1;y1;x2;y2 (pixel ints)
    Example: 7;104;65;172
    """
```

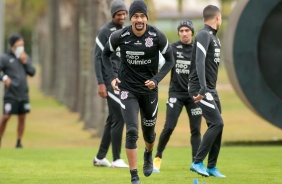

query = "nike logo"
151;99;156;104
125;41;131;44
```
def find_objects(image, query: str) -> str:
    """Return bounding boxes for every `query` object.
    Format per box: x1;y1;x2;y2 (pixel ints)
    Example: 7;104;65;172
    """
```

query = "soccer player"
0;34;36;148
102;0;174;183
93;0;128;168
153;20;202;172
188;5;226;178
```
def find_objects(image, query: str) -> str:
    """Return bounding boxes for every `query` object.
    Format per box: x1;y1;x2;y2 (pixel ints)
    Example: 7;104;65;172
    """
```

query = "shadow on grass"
223;140;282;146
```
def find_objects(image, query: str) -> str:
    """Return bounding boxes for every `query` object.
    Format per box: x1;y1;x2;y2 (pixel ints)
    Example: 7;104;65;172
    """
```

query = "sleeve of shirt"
23;55;36;77
195;30;210;96
102;32;120;82
151;30;174;84
94;29;108;84
0;56;6;81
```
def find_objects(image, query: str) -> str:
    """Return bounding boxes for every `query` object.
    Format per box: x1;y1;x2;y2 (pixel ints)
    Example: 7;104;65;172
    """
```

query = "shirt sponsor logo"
176;45;183;49
125;51;151;65
121;31;130;37
148;31;156;37
214;48;220;64
145;37;153;47
175;60;190;74
143;118;156;127
191;107;202;116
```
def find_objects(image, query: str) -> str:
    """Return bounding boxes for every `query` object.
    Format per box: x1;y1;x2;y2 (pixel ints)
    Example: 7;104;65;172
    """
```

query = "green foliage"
4;0;46;54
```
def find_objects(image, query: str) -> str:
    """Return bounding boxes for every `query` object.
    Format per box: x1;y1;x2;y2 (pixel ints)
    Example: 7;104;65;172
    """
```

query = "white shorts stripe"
197;42;206;56
95;37;104;51
200;99;215;109
152;102;158;117
108;91;125;109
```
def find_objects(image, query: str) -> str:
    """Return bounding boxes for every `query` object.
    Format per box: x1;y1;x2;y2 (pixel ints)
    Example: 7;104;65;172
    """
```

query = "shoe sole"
190;168;209;177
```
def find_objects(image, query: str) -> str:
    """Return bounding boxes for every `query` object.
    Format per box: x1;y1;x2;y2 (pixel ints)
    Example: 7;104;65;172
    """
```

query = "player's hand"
19;52;27;64
111;78;121;91
193;94;204;103
145;80;156;90
4;77;11;88
98;84;107;98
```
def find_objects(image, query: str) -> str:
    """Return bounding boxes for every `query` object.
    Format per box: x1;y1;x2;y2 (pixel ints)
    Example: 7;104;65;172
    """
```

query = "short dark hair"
203;5;220;21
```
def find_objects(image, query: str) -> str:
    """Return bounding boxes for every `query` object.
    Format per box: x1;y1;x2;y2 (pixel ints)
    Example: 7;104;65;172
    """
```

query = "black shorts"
3;99;30;115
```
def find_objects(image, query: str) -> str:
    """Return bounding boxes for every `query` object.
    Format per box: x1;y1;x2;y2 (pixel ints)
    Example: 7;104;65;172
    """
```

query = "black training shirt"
169;40;193;96
188;24;221;95
102;24;174;94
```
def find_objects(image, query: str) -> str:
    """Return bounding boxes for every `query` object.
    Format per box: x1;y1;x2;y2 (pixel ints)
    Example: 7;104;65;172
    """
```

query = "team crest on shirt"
145;37;153;47
120;91;129;100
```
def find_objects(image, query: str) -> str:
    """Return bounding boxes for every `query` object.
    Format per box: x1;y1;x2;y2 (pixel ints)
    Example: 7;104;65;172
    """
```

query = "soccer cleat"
93;157;111;167
143;150;153;177
131;176;140;184
112;159;129;168
206;167;226;178
16;142;23;148
190;162;209;177
153;157;162;172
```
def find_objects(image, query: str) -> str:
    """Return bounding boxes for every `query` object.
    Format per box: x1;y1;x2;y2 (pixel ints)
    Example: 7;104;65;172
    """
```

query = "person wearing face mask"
0;34;36;148
92;0;129;168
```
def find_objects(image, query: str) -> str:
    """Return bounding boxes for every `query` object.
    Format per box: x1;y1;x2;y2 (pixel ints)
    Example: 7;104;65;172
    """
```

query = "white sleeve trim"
95;37;104;51
109;35;114;52
161;39;169;54
197;42;207;56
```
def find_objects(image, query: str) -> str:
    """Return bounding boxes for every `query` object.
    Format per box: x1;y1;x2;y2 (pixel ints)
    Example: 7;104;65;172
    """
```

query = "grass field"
1;66;282;183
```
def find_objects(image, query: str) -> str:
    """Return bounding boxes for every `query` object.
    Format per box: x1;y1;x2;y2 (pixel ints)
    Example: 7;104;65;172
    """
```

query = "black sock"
130;169;138;178
17;139;21;144
155;151;162;158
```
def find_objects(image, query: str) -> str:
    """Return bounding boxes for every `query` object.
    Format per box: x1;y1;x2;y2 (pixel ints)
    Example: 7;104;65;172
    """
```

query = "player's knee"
163;127;174;136
125;127;138;149
144;132;156;144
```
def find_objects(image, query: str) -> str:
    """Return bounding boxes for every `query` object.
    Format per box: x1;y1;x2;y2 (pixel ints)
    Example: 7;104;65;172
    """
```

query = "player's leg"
154;96;183;171
107;88;128;168
119;90;140;183
0;99;18;148
94;95;113;167
140;93;158;177
189;92;223;177
206;92;226;177
16;100;30;148
185;96;202;162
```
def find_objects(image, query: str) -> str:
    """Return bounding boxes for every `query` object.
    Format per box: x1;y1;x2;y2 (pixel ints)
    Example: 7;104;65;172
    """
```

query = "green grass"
1;147;282;183
1;66;282;183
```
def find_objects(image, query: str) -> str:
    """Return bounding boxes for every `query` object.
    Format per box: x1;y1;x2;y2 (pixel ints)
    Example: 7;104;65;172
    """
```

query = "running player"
102;1;174;183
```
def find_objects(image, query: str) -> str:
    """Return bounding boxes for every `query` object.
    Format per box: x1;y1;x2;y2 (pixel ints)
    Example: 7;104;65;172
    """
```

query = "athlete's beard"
135;22;145;31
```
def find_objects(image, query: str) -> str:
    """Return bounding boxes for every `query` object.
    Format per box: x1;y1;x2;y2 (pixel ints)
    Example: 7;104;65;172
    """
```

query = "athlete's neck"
132;24;147;37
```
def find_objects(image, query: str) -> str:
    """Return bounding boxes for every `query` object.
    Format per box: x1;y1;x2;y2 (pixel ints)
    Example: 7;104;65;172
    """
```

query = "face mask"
14;46;24;58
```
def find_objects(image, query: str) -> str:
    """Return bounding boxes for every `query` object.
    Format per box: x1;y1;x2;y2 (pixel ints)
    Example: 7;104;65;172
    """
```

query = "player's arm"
23;55;36;77
195;30;210;96
102;32;120;90
94;30;108;85
151;30;174;85
0;56;11;88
